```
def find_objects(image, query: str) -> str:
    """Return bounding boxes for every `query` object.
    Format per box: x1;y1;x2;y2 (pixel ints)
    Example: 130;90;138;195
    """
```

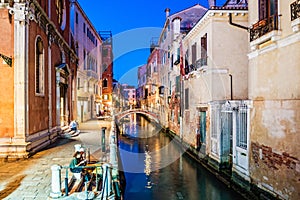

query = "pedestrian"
69;120;78;132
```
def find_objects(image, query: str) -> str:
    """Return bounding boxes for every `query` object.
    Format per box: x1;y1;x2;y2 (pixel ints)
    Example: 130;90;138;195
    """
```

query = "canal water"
118;114;245;200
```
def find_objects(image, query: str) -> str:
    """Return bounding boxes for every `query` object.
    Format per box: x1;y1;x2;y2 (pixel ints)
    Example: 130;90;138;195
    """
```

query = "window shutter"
192;43;197;66
259;0;267;20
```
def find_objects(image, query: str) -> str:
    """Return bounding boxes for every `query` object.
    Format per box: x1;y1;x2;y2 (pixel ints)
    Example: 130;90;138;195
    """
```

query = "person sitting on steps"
69;151;86;179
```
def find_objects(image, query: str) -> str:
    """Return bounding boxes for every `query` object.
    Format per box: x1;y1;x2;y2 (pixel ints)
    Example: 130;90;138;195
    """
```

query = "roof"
212;0;248;10
168;4;208;33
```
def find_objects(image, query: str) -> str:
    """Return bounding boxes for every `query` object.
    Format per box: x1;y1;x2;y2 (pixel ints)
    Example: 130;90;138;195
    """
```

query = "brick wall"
252;142;299;172
251;141;300;199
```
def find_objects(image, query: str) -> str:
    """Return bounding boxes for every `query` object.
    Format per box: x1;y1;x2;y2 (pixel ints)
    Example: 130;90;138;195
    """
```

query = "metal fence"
210;102;249;160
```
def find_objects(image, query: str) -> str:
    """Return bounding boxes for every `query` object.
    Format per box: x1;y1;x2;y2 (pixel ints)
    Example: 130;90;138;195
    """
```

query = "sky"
77;0;227;86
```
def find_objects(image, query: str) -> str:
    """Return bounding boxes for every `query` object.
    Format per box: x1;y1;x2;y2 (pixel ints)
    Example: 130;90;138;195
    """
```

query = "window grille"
236;104;248;149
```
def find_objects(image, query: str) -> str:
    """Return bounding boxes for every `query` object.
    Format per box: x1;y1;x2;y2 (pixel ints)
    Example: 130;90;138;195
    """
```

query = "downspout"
228;13;249;31
25;8;29;138
229;74;233;100
48;0;52;137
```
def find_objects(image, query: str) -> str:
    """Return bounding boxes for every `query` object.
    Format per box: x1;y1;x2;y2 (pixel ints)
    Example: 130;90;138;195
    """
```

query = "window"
200;34;207;66
175;76;180;93
83;22;86;33
35;37;44;95
184;88;189;109
259;0;278;20
103;79;108;88
77;77;80;90
145;88;148;99
250;0;279;42
56;0;62;25
75;12;78;24
236;105;248;149
171;54;173;70
83;50;86;70
103;49;108;57
192;43;197;66
103;94;108;100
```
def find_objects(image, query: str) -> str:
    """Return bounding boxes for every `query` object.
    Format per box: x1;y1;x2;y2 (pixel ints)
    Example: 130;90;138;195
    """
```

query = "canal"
118;114;245;200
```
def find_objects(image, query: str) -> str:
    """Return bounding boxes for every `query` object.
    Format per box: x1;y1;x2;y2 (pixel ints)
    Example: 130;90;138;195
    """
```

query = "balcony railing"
184;57;207;75
196;57;207;68
250;15;279;42
291;0;300;21
86;70;98;80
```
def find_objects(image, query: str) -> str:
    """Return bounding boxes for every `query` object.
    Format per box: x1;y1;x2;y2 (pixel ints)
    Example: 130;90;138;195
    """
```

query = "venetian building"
0;0;77;158
70;0;102;122
136;64;147;109
157;4;207;135
182;0;250;188
99;31;113;116
145;48;160;113
248;0;300;199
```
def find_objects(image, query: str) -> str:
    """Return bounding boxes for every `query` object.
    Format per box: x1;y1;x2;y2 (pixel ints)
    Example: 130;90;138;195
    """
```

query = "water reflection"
119;114;244;200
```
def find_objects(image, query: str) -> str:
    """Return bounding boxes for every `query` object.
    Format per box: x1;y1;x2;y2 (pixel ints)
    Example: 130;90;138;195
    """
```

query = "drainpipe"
229;74;233;100
228;13;249;31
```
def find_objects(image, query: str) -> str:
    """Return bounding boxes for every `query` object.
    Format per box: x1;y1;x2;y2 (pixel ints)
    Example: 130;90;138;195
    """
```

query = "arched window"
35;36;44;95
103;78;108;88
56;0;66;30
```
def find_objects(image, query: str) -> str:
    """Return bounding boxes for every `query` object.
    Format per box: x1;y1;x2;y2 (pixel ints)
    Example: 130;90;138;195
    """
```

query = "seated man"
69;120;78;132
69;151;86;179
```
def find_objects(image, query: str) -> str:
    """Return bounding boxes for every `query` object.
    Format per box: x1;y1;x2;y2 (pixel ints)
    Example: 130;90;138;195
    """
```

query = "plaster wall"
0;9;14;138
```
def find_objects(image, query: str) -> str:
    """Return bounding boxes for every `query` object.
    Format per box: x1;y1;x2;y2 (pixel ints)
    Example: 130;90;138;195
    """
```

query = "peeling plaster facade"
248;0;300;199
182;7;250;180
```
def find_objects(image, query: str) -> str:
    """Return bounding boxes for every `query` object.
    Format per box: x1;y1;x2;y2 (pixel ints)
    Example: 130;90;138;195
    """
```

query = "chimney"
208;0;216;8
165;8;170;18
173;17;181;36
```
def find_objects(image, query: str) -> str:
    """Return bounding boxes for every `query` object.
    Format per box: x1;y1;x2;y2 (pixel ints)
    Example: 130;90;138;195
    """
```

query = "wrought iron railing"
196;57;207;68
291;0;300;21
184;57;207;75
86;70;98;80
250;15;279;42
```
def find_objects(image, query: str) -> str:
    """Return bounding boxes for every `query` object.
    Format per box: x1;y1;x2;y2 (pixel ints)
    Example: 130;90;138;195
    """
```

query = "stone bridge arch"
115;109;160;124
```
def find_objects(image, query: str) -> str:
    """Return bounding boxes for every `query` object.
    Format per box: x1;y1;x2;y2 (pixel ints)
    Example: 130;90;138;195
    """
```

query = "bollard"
101;127;106;152
102;163;112;198
110;143;117;167
86;147;90;163
50;164;62;198
74;144;81;152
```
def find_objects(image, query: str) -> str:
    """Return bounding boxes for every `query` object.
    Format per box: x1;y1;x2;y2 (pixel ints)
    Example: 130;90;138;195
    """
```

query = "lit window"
35;36;44;95
56;0;66;30
103;78;108;88
56;0;62;25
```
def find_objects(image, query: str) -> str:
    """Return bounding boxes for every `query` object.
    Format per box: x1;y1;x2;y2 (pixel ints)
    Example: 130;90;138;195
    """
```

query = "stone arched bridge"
114;109;160;124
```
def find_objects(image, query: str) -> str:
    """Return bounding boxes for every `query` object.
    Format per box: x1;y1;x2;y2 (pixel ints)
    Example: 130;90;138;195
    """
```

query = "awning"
56;63;70;76
0;53;12;67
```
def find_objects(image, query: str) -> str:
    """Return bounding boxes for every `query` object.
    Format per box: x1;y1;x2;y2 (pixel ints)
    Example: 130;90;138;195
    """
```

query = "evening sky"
77;0;226;86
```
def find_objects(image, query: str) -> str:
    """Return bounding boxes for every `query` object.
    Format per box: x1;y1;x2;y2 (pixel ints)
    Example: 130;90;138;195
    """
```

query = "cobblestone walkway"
0;119;111;200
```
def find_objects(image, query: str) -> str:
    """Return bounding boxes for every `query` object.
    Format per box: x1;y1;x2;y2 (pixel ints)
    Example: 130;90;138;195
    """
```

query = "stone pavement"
0;119;112;200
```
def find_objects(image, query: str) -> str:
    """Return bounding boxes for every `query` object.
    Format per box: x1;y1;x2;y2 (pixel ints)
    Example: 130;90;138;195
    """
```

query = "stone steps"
60;125;81;138
62;172;103;196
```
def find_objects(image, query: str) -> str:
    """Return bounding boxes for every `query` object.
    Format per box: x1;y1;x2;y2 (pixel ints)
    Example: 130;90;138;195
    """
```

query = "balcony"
196;57;207;69
184;57;207;75
291;0;300;32
250;15;280;42
86;70;98;80
249;15;282;50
